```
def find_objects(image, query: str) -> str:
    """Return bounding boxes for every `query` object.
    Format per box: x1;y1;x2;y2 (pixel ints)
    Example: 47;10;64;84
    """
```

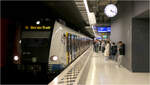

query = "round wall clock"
104;4;118;17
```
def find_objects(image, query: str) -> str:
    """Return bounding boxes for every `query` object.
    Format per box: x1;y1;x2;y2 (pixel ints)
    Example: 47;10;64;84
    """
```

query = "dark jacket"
119;44;125;55
111;45;117;55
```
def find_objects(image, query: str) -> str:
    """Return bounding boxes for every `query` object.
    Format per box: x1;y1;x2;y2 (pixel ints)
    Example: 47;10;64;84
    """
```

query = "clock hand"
110;10;114;13
110;10;117;14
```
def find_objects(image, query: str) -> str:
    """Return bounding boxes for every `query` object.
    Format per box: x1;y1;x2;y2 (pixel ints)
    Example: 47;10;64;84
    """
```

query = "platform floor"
84;52;150;85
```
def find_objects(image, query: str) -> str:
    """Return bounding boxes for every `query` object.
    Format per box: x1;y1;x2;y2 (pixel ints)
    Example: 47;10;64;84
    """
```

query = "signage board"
103;35;107;39
96;26;111;33
24;26;51;31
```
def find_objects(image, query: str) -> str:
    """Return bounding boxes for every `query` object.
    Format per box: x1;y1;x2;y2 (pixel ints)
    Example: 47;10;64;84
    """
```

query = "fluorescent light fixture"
83;0;90;14
92;25;96;37
83;0;96;37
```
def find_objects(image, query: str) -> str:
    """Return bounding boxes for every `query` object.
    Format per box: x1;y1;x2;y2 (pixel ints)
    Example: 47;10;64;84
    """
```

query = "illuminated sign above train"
97;27;111;33
25;26;51;30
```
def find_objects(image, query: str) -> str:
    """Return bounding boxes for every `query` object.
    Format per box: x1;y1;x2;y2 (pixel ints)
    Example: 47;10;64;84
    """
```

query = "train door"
71;34;75;60
66;33;71;64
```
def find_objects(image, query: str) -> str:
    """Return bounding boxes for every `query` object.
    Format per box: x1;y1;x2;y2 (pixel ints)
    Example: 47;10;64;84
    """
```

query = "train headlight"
14;56;19;61
51;56;58;61
36;21;40;25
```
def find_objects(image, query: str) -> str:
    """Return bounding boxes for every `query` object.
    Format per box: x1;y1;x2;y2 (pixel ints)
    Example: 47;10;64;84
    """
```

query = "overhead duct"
74;0;96;37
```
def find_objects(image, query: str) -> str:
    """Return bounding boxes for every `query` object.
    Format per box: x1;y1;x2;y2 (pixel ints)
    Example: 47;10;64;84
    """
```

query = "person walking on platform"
93;40;96;52
101;40;105;55
104;41;111;60
95;40;100;53
117;41;125;67
111;42;117;60
99;40;102;51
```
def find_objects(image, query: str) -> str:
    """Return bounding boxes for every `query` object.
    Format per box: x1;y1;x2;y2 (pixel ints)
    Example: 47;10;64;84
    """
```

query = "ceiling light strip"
83;0;90;14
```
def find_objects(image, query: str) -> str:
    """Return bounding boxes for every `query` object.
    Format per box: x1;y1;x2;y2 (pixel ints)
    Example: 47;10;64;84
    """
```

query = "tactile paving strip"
57;49;90;85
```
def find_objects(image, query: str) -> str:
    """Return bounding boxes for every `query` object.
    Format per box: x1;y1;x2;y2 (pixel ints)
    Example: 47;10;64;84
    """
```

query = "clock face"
104;4;117;17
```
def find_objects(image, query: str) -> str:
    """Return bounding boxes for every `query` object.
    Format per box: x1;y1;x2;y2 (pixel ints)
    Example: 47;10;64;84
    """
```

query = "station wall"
132;18;149;72
110;1;149;72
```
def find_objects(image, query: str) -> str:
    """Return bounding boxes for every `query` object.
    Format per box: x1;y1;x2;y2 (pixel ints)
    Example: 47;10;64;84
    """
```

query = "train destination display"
25;25;51;30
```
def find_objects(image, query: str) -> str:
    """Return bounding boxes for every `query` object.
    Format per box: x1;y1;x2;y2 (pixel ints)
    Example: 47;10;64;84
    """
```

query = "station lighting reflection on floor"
85;52;150;85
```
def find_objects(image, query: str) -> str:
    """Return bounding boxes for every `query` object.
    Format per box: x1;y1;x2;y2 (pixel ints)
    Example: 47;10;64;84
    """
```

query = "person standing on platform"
99;40;102;51
117;41;125;67
101;40;105;55
104;41;111;60
111;42;117;60
93;39;97;52
95;40;100;53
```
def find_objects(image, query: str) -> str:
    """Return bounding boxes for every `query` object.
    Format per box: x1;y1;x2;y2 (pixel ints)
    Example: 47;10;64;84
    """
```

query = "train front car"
48;22;67;76
15;23;54;83
21;32;51;83
12;21;92;84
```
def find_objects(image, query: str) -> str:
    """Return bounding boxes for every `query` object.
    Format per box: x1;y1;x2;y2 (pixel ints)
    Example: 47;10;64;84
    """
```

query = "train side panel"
48;22;67;72
48;21;92;72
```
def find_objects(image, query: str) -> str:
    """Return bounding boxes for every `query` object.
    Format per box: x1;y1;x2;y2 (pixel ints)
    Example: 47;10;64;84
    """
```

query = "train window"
22;38;49;48
21;38;50;63
66;33;73;63
74;35;77;58
71;35;74;60
65;34;92;64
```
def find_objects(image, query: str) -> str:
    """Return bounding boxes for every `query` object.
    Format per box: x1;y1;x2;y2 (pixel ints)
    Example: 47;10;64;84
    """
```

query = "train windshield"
21;31;52;63
22;38;49;48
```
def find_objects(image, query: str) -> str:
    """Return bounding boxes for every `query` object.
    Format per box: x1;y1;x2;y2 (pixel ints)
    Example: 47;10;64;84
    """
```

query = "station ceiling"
2;1;94;37
88;0;118;26
2;0;118;38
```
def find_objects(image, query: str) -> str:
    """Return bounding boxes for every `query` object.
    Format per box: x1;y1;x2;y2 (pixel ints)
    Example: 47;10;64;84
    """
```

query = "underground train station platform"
1;0;149;85
48;48;150;85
